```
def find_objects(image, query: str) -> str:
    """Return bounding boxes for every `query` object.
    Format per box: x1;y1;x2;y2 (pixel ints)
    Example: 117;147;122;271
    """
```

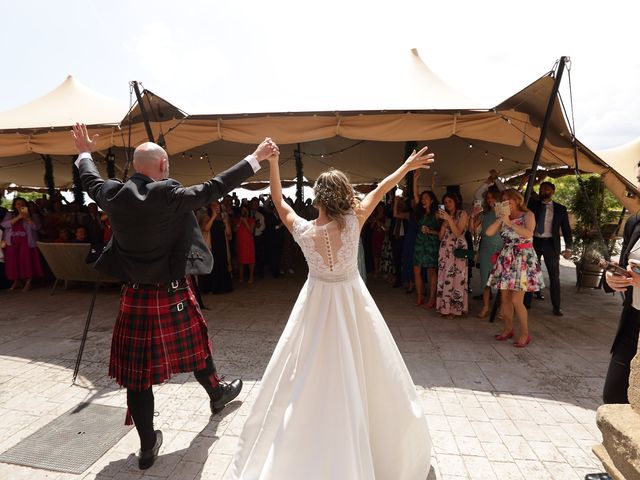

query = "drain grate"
0;403;132;474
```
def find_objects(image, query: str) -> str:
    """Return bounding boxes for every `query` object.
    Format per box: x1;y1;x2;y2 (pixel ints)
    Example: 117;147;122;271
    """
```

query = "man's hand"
605;270;633;292
253;138;280;162
561;249;572;260
71;123;99;153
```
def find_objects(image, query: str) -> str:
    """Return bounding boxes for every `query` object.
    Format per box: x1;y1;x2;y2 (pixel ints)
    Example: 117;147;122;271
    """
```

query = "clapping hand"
404;147;434;172
253;138;280;162
71;123;99;153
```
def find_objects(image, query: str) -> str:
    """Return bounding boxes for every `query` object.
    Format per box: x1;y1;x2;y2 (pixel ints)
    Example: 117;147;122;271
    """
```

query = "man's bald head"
133;142;169;180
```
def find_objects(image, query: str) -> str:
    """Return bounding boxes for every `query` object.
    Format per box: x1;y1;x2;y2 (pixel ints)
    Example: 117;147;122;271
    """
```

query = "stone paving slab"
0;262;620;479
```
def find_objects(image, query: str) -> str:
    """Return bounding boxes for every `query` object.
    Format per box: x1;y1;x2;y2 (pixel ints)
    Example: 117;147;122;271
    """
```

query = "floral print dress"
488;214;544;291
436;211;468;316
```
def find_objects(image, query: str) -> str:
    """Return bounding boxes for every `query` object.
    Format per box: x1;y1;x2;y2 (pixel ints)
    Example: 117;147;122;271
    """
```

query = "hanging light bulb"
499;157;504;162
468;143;473;149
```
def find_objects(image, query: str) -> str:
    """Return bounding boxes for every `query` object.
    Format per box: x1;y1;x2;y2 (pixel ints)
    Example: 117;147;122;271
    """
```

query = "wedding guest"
200;201;233;294
412;171;440;308
1;197;44;292
487;189;544;347
369;203;387;278
470;183;504;318
436;192;469;318
234;205;256;283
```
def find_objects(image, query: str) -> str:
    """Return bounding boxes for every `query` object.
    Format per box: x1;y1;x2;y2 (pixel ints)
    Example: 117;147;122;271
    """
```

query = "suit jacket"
605;213;640;354
77;155;255;283
528;199;573;253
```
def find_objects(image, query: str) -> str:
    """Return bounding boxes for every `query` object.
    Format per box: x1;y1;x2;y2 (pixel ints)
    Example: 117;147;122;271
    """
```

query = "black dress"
209;220;233;293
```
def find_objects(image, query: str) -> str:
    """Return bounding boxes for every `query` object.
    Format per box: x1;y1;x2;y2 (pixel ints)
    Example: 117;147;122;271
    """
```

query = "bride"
226;147;434;480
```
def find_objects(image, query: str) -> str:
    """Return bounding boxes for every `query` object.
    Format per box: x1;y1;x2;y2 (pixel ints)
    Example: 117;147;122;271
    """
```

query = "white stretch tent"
0;51;638;211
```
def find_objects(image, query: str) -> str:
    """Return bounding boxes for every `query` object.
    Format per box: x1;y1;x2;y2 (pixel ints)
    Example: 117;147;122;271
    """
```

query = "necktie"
535;204;546;235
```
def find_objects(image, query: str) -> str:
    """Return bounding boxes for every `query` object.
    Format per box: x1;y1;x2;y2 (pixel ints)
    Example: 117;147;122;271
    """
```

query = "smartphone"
473;199;482;208
438;204;445;211
599;259;631;277
628;260;640;275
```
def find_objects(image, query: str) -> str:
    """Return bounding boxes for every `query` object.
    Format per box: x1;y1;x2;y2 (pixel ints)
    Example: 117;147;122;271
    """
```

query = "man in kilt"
71;123;279;469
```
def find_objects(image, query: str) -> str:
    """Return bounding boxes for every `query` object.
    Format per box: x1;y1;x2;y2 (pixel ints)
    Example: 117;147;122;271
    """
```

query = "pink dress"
436;211;468;316
5;220;44;280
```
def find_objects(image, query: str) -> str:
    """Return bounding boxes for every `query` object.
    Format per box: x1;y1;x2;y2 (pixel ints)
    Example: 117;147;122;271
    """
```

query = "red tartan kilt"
109;277;212;390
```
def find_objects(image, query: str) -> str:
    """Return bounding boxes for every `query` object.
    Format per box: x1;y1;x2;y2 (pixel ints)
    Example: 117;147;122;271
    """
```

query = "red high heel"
513;335;532;348
494;330;514;341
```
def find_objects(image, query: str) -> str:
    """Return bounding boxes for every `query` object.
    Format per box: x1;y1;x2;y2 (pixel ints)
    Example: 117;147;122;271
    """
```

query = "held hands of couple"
253;138;280;162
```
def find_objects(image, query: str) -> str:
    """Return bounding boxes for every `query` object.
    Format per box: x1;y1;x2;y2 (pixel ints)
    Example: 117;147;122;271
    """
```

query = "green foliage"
562;174;622;263
1;191;46;210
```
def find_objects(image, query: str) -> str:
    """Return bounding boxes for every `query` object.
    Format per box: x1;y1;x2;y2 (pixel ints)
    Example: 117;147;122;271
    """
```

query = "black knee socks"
127;388;156;451
194;356;222;401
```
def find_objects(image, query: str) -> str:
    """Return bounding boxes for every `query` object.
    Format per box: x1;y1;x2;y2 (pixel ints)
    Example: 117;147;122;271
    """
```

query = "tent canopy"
0;53;637;212
0;75;127;131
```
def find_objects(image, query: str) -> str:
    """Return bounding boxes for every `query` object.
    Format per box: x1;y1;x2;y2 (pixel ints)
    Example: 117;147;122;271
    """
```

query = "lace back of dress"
294;212;359;277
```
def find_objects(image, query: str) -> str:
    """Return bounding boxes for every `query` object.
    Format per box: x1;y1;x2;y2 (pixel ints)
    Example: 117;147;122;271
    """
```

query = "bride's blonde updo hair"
313;168;358;230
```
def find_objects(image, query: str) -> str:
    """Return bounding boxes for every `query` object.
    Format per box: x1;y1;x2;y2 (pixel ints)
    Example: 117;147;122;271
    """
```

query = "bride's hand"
268;153;280;165
404;146;434;172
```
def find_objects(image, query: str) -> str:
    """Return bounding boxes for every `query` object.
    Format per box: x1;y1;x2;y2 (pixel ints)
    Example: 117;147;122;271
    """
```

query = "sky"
1;0;638;151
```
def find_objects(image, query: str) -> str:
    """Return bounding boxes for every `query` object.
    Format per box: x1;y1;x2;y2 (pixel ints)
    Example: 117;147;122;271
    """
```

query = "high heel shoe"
494;330;514;341
424;299;436;309
477;306;490;319
513;335;532;348
416;296;424;306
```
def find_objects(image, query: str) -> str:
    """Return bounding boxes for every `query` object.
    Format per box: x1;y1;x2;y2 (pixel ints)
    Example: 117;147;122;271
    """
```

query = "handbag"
453;247;475;260
453;235;474;260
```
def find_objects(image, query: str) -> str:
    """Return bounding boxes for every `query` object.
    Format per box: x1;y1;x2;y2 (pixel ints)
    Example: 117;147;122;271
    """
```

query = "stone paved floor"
0;261;619;479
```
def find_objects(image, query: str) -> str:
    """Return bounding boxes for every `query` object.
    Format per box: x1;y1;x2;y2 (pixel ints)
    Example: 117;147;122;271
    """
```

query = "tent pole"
523;56;568;203
131;81;155;143
295;144;303;204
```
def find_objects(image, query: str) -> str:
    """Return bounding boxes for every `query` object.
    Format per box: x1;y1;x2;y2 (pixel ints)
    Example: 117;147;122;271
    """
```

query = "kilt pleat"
109;278;212;390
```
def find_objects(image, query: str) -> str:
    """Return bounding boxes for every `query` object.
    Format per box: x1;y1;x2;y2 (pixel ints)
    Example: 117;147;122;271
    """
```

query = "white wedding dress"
226;211;431;480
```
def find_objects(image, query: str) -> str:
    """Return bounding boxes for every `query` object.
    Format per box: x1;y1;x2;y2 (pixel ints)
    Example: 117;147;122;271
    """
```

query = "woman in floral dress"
487;189;544;348
436;192;469;318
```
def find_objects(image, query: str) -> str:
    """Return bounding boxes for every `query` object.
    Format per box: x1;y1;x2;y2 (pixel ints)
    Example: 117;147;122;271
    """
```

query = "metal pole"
131;81;155;143
72;278;101;384
523;57;568;203
295;144;303;204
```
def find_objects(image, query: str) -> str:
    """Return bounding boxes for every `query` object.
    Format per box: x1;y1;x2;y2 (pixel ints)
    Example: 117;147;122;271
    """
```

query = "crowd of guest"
194;193;312;294
1;170;571;347
360;169;570;347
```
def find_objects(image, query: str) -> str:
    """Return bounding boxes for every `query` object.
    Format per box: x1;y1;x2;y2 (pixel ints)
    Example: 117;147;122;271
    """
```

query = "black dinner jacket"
77;155;255;283
604;213;640;354
528;199;573;253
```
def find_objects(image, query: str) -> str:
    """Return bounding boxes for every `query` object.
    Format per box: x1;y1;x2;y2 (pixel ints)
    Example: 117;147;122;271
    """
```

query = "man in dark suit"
603;210;640;404
527;181;573;316
71;123;278;469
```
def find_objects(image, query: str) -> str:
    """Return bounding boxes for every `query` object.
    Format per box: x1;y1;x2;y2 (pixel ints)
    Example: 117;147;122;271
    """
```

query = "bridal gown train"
226;211;431;480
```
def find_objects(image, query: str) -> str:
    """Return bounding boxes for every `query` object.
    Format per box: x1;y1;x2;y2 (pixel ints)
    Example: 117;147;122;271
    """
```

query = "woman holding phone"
486;189;543;347
436;192;468;318
0;197;44;292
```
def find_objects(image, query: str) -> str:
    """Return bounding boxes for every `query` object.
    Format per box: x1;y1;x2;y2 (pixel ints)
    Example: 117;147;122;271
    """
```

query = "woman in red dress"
234;205;256;283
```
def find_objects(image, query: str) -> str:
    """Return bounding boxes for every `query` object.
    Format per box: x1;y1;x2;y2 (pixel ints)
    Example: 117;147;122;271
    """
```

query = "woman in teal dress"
470;186;503;318
412;171;440;308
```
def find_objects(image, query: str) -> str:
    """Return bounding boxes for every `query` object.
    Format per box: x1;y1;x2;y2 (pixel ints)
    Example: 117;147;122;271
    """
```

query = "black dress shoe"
584;474;612;480
210;378;243;414
553;307;564;316
535;292;545;300
138;430;163;470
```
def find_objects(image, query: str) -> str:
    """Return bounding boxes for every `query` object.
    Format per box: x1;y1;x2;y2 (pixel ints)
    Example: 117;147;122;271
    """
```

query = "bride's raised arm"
355;146;434;227
268;154;299;233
